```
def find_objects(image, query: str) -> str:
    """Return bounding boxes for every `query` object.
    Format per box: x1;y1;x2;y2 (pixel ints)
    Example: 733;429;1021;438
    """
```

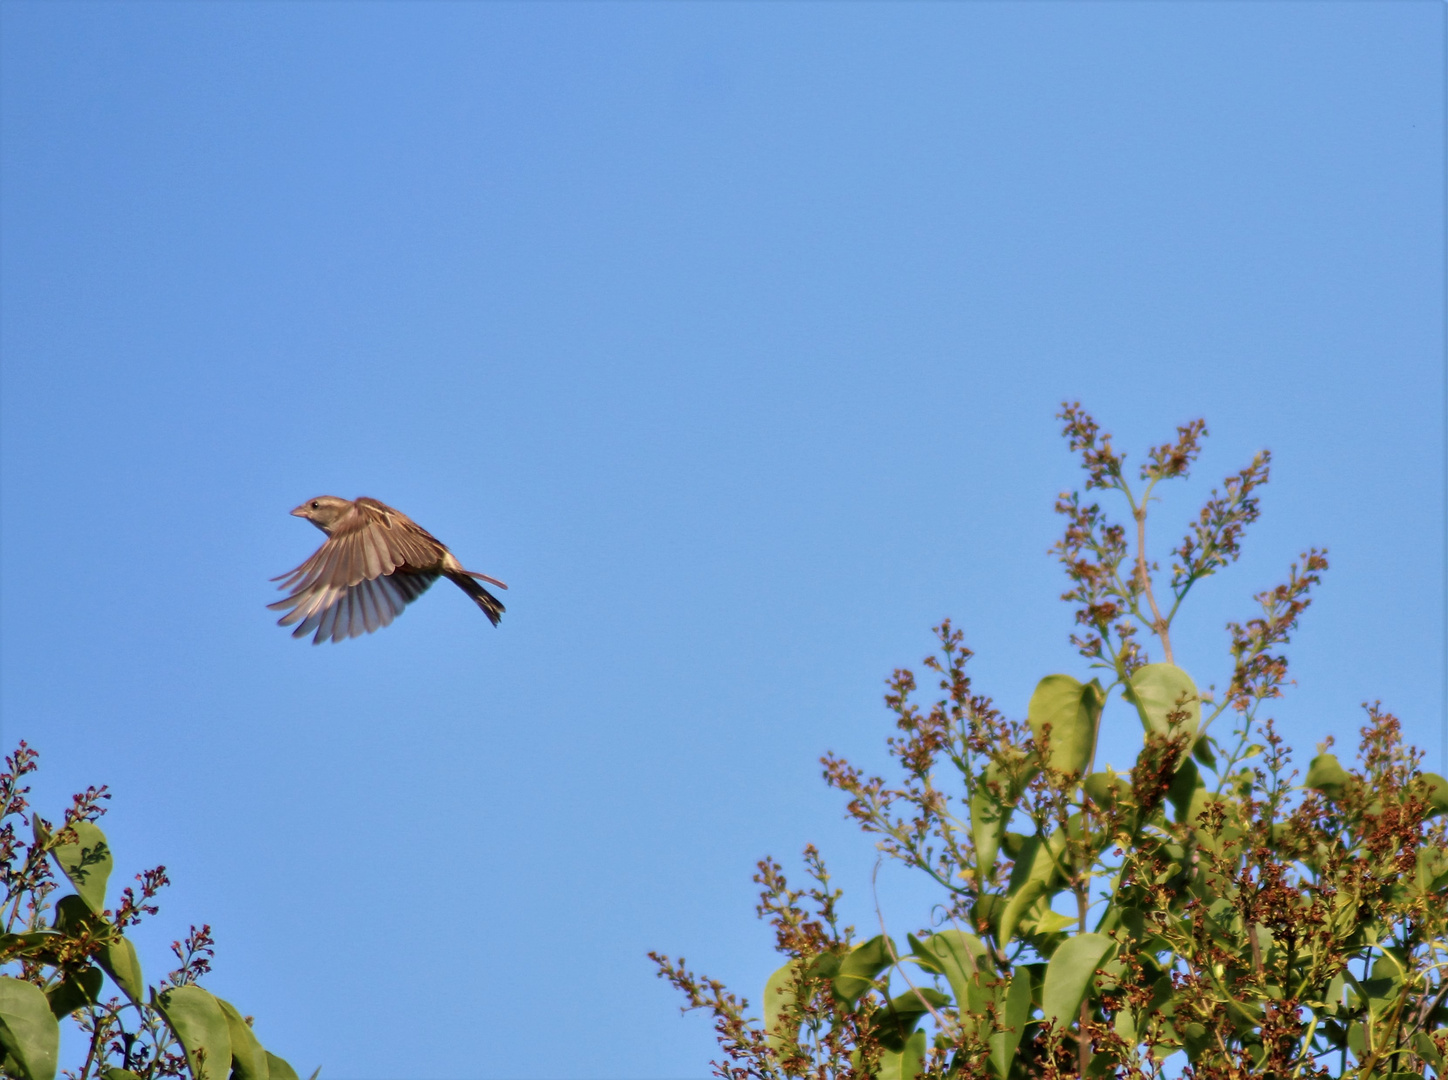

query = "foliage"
651;405;1448;1078
0;746;313;1080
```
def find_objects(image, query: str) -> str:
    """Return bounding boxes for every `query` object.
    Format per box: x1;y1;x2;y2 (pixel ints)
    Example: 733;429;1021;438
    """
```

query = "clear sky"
0;3;1442;1077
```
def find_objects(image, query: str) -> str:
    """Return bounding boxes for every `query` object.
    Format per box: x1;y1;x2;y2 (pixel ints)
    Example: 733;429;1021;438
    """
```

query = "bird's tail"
446;571;506;627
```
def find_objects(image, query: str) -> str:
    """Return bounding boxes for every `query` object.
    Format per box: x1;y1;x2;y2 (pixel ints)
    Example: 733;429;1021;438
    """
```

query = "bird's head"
290;496;353;535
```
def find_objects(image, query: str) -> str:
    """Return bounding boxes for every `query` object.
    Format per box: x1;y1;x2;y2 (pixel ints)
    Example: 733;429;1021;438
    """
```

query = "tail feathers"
447;571;505;626
462;568;508;590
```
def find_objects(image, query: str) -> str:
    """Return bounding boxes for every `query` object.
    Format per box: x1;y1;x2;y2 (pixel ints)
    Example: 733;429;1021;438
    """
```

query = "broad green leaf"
970;778;1007;882
1029;907;1077;936
104;1071;142;1080
762;960;800;1049
1420;772;1448;818
970;751;1036;882
265;1055;302;1080
1305;753;1352;797
998;880;1046;950
1191;734;1217;770
51;894;102;935
98;936;145;1004
1167;760;1208;824
905;933;943;975
972;893;1003;939
877;988;950;1050
1082;771;1129;809
155;985;232;1080
915;930;991;1014
1028;676;1103;778
805;950;841;984
45;966;102;1019
1113;1007;1137;1046
1417;844;1448;894
969;791;1004;883
876;1029;926;1080
1413;1029;1444;1070
1041;933;1116;1029
886;987;949;1021
1125;664;1199;744
1008;832;1066;893
998;832;1065;947
833;935;893;1006
217;998;269;1080
987;968;1034;1078
0;932;61;967
50;821;112;914
0;977;60;1080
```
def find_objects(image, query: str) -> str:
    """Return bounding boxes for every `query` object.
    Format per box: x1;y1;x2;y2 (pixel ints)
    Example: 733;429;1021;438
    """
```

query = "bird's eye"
311;501;319;509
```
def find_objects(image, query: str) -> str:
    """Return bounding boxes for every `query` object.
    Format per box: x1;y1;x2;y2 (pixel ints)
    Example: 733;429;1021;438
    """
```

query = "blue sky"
0;3;1441;1077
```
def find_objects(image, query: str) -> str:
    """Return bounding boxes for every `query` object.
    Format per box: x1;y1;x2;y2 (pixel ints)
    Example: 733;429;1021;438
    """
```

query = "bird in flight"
270;496;507;644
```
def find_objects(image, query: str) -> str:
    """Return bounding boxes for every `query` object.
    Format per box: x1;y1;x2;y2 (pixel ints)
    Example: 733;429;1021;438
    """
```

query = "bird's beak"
290;506;308;518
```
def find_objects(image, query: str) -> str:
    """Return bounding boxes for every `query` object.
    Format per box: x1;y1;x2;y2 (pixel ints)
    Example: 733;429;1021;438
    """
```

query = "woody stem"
1134;503;1173;664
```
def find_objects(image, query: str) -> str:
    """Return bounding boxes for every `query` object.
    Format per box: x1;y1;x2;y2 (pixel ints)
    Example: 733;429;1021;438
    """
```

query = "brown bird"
270;496;506;644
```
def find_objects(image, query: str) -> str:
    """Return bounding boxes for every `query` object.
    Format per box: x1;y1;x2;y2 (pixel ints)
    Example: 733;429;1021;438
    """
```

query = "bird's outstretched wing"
269;499;447;644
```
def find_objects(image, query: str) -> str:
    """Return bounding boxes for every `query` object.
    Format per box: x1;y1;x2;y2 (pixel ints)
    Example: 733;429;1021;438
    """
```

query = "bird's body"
270;496;506;644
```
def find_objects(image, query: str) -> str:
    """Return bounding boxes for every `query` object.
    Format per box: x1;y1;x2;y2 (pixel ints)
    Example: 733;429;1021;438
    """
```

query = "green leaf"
905;933;943;975
877;988;950;1050
890;986;949;1019
1124;664;1199;744
989;968;1034;1079
1028;676;1103;778
0;977;60;1080
1413;1029;1444;1070
50;821;112;914
1167;759;1207;824
1305;753;1352;797
998;832;1065;947
833;935;894;1006
1420;772;1448;818
1041;933;1116;1029
1113;1007;1137;1046
970;750;1037;882
972;893;1003;939
104;1071;143;1080
1082;771;1130;809
970;778;1007;883
915;930;991;1014
216;998;269;1080
970;791;1004;884
762;960;801;1050
265;1055;302;1080
876;1028;926;1080
97;936;145;1004
154;985;232;1080
52;894;102;935
45;966;102;1019
0;932;61;968
998;881;1046;950
1030;907;1077;936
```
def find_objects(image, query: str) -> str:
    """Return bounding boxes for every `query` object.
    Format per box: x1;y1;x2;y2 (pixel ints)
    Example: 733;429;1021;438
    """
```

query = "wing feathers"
271;498;491;642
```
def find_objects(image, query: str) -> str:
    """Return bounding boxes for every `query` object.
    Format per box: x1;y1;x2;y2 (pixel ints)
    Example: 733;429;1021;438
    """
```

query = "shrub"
652;404;1448;1078
0;744;312;1080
